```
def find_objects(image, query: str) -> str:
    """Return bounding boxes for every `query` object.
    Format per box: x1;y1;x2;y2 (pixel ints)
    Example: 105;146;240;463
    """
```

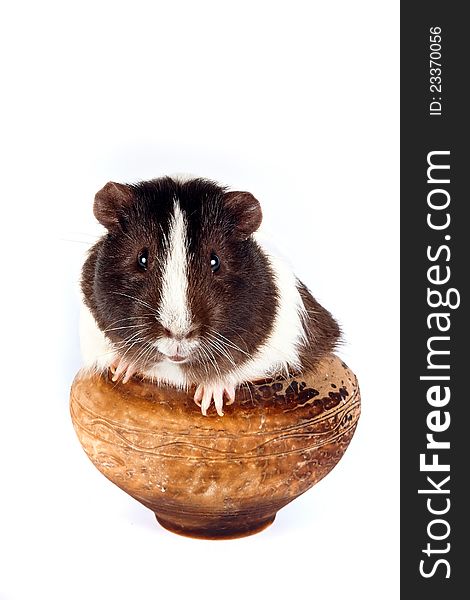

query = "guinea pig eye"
210;252;220;273
137;248;149;271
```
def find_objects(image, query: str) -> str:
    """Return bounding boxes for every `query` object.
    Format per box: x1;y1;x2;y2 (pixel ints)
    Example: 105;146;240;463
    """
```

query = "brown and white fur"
80;175;340;416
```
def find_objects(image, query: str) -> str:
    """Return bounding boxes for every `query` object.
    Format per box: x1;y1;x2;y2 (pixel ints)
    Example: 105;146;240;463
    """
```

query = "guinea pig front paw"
193;383;236;417
110;357;138;384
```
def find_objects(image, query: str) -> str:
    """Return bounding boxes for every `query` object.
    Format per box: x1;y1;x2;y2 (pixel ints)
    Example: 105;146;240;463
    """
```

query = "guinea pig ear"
93;182;134;230
223;191;262;237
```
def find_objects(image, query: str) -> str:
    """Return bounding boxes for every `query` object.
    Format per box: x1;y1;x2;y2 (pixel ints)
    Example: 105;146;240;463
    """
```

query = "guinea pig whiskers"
130;338;160;369
116;328;152;364
211;323;254;354
88;333;149;364
59;231;101;246
91;342;129;360
204;335;237;367
110;291;159;315
206;328;252;359
207;327;292;383
108;314;156;323
104;322;153;333
197;339;222;380
201;347;221;380
102;314;155;333
59;238;94;246
127;346;150;371
194;350;211;379
121;328;151;346
115;340;146;370
142;343;160;366
186;341;210;378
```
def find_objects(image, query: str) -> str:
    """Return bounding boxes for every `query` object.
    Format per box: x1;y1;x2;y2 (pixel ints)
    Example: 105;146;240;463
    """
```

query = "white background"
0;1;399;599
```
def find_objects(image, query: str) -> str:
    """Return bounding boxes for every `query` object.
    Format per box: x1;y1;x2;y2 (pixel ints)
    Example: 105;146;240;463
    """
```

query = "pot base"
155;513;276;540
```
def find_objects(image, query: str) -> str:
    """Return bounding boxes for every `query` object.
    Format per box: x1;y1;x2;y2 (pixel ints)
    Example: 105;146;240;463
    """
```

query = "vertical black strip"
401;2;467;596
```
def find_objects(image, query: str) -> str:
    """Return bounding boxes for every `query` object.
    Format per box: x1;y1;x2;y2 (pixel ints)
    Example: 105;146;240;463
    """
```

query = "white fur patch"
226;231;307;382
157;200;192;337
143;360;189;388
79;301;118;372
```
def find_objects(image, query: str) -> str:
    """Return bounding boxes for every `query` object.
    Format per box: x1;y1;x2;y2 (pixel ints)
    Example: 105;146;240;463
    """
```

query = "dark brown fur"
296;281;341;373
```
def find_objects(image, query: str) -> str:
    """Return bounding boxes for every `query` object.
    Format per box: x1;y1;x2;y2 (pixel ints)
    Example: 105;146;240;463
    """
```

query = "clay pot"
70;354;360;539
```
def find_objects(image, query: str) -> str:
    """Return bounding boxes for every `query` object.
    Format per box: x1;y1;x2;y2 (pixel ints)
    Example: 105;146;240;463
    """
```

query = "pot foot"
155;513;276;540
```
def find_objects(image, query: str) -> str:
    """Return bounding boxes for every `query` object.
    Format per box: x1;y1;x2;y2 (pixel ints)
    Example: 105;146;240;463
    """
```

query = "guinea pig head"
88;176;277;374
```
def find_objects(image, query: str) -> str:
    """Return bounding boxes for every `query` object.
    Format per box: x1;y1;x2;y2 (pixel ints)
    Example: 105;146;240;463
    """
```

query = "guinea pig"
79;175;341;416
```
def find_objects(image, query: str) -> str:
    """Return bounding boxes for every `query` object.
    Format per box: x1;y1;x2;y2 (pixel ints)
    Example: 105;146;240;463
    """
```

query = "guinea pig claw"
194;383;236;417
201;387;213;417
224;385;236;405
122;364;136;384
111;358;136;383
111;363;125;382
213;388;224;417
193;384;203;408
110;359;120;379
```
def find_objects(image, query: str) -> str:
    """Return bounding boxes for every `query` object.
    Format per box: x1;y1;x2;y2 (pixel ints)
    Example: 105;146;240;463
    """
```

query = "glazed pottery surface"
70;354;360;538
